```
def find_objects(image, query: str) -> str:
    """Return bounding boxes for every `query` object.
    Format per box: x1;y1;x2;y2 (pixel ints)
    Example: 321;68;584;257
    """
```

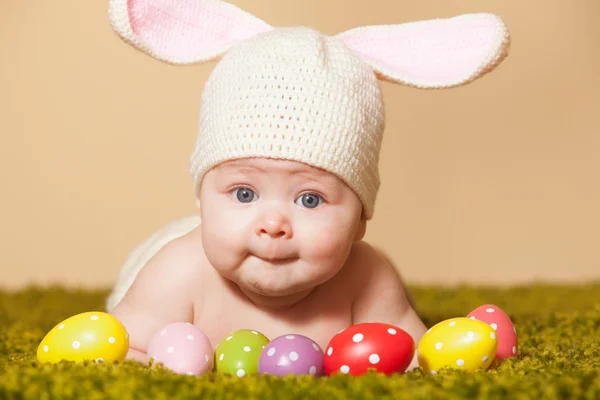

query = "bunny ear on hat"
108;0;510;84
336;13;510;88
108;0;273;64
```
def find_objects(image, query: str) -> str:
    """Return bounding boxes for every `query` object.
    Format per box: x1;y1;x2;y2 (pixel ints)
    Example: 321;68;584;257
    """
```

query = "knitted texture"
108;0;511;220
190;27;384;219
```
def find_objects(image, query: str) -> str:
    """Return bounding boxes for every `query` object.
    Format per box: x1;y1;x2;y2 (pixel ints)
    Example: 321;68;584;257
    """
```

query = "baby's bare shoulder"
115;226;205;314
144;228;203;278
162;226;205;267
343;241;409;299
346;241;392;276
110;226;207;352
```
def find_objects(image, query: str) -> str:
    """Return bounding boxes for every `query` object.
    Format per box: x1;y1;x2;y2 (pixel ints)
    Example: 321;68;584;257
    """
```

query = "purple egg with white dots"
258;334;324;377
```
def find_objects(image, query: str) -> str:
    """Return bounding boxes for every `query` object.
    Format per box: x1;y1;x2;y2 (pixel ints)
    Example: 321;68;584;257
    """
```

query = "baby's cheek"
299;225;352;262
201;221;246;270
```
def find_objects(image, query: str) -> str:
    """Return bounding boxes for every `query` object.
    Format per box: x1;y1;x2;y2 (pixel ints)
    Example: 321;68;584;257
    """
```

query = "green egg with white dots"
214;329;270;376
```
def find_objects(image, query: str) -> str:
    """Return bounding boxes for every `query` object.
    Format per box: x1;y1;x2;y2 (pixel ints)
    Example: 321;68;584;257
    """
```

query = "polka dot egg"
258;334;324;377
417;317;498;375
147;322;214;376
37;312;129;363
214;329;270;377
467;304;518;364
324;323;415;376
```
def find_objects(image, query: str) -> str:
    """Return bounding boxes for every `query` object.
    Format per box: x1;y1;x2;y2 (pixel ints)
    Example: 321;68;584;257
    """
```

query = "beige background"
1;0;599;289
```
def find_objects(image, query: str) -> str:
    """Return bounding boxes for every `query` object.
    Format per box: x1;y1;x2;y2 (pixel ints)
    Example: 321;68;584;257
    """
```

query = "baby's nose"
256;211;293;239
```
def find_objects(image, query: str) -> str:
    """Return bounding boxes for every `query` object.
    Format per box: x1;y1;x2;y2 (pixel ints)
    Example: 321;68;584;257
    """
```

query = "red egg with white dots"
467;304;518;362
323;322;415;376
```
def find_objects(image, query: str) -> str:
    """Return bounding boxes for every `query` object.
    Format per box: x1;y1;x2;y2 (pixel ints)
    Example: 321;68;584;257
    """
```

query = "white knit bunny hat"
108;0;510;220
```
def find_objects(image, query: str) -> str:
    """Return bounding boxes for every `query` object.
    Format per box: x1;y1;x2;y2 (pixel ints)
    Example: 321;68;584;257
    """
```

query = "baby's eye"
231;187;258;203
295;193;323;209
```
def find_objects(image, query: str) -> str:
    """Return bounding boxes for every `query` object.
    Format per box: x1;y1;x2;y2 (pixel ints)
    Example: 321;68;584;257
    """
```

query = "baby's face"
199;157;365;299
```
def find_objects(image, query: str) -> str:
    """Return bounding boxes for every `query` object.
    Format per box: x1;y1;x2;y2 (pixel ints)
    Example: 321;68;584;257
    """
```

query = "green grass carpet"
1;283;599;399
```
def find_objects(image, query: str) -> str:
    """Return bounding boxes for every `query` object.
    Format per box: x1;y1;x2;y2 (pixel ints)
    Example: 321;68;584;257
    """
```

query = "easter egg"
258;334;324;377
467;304;518;363
324;323;415;376
214;329;270;377
417;317;498;375
37;311;129;363
147;322;214;376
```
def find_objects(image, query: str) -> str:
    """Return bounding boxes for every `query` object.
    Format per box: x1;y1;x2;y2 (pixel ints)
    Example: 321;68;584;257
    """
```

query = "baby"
105;0;510;372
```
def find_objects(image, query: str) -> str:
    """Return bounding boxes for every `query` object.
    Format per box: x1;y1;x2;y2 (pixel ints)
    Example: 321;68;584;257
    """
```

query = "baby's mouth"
252;253;298;265
258;256;298;265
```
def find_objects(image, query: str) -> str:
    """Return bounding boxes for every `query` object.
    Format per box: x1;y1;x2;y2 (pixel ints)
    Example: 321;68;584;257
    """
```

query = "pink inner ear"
339;14;509;87
129;0;272;63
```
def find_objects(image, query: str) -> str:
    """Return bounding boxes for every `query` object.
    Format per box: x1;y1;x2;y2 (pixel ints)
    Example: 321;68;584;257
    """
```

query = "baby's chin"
234;273;315;297
236;267;324;297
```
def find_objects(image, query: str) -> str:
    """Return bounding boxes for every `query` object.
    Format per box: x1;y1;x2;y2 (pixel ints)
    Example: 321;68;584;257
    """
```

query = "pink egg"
147;322;214;376
467;304;518;363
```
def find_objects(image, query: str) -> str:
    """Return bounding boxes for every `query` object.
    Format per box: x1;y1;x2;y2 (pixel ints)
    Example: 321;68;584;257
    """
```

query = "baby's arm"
110;238;199;364
350;243;427;372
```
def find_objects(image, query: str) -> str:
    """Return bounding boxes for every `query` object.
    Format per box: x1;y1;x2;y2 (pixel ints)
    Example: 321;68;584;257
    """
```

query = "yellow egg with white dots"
37;312;129;363
417;317;497;375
